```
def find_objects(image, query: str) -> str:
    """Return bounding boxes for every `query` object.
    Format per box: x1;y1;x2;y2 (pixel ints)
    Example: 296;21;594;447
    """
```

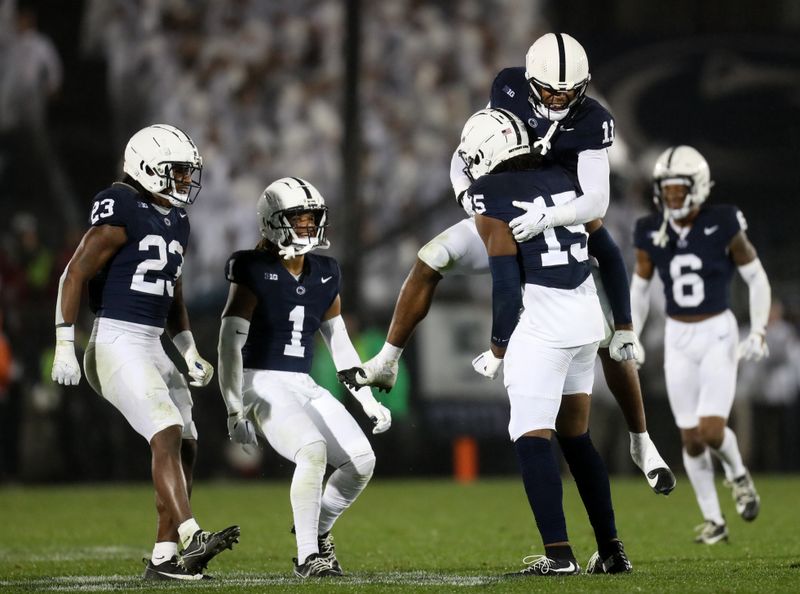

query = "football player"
217;177;391;579
631;146;769;544
464;108;631;575
51;124;240;580
341;32;674;494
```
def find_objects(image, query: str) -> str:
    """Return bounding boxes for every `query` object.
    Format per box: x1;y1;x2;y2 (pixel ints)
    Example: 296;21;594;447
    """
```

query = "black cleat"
142;556;210;581
586;541;633;574
505;555;580;576
694;519;729;544
648;467;677;496
317;532;343;575
181;525;240;573
728;472;760;521
293;552;339;578
336;367;367;391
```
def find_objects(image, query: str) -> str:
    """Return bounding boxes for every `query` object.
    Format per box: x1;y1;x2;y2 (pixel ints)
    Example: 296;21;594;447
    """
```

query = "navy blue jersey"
633;205;746;317
490;67;615;178
225;250;340;373
470;166;590;289
88;182;190;327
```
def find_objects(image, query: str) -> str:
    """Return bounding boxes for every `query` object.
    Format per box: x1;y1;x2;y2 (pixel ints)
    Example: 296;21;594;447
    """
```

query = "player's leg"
697;311;759;521
593;270;674;494
557;343;632;574
305;384;377;575
353;218;488;391
664;319;727;543
504;335;580;576
246;371;338;577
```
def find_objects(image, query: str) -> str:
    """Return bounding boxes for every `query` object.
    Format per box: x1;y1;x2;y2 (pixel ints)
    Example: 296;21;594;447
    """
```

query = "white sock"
318;453;375;535
379;342;403;362
292;442;327;565
178;518;201;549
151;541;178;565
711;427;747;482
629;431;650;470
682;448;724;525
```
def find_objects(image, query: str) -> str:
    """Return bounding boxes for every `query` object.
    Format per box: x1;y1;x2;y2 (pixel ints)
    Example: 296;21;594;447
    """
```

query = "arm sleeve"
630;274;652;335
217;316;250;415
548;149;610;227
319;315;378;408
587;226;632;325
738;258;771;336
488;255;523;348
450;148;471;199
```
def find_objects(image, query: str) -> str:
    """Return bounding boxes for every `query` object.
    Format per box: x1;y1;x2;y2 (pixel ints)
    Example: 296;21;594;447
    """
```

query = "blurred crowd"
0;0;797;482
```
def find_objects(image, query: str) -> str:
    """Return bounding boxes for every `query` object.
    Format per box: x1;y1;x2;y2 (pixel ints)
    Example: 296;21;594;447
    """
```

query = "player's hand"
361;399;392;434
185;349;214;387
472;350;503;379
509;202;553;242
608;330;642;363
633;340;646;369
227;412;257;454
738;332;769;361
52;339;81;385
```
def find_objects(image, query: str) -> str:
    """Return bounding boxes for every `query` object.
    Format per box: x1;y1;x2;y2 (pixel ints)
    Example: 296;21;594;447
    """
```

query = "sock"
318;453;375;535
380;342;403;362
544;543;575;561
711;427;747;482
629;431;650;470
178;518;201;549
151;541;178;565
682;448;724;525
514;436;568;546
292;442;327;565
557;432;618;550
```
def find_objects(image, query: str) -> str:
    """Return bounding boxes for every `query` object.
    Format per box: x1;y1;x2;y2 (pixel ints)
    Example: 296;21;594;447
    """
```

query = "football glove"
608;330;642;363
361;398;392;434
227;412;257;454
173;331;214;387
472;350;503;379
509;202;553;242
457;190;476;217
738;332;769;361
52;329;81;386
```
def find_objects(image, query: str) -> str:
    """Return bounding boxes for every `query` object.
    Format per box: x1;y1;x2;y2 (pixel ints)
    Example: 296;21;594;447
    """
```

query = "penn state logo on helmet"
123;124;203;208
525;33;591;122
652;145;713;221
257;177;330;259
457;108;531;183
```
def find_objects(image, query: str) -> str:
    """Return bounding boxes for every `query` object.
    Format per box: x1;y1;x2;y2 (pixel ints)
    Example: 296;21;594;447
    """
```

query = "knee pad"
417;238;453;273
343;450;376;480
295;440;327;470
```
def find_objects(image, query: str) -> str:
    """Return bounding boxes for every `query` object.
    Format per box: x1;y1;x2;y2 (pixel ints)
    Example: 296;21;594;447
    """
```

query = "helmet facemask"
154;161;203;207
268;206;329;259
527;77;590;122
457;108;531;183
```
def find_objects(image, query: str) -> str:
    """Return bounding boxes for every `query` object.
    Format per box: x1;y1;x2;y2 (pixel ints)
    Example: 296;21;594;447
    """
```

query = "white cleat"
630;433;676;495
726;471;760;521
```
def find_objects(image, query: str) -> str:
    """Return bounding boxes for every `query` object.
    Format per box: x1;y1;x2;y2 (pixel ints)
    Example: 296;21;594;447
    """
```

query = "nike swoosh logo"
179;211;188;218
553;561;577;573
154;555;166;560
321;276;333;284
235;330;247;336
704;225;718;235
536;214;546;224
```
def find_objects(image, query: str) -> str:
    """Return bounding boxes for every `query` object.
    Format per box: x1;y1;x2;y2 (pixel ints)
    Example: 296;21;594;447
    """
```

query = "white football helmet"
457;108;531;183
652;145;713;220
257;177;330;258
123;124;202;208
525;32;590;121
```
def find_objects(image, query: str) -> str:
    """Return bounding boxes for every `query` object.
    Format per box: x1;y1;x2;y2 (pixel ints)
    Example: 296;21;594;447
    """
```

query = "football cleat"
336;356;398;393
586;541;633;574
293;553;339;578
630;434;676;495
181;525;240;573
142;556;209;581
317;532;343;575
694;519;729;545
727;472;760;521
505;555;580;576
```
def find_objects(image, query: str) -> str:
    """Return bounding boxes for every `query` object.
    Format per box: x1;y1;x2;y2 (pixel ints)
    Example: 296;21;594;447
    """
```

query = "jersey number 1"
284;306;305;357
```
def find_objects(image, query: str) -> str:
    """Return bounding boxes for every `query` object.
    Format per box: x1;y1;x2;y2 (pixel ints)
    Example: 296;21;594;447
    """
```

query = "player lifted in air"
631;146;769;544
217;177;391;578
464;108;632;575
51;124;240;580
340;32;674;494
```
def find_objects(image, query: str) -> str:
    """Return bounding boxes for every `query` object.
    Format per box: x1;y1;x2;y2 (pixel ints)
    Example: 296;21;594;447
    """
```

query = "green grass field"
1;476;799;592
